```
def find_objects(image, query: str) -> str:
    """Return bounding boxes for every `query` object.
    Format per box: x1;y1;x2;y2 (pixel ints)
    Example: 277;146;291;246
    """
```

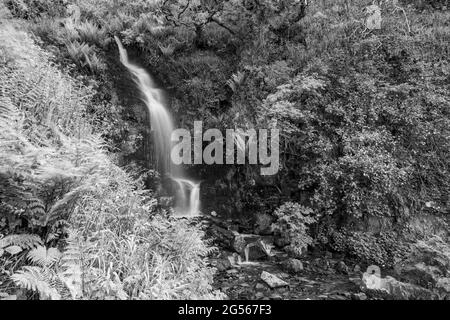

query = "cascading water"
115;36;200;217
173;178;200;217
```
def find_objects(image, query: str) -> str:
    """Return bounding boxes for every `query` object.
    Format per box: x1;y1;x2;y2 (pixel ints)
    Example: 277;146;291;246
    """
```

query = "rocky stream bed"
203;217;450;300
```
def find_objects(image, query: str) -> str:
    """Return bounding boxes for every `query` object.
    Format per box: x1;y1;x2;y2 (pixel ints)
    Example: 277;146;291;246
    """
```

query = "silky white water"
115;36;200;217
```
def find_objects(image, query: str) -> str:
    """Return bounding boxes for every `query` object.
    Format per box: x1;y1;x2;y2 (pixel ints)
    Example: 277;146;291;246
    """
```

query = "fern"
11;266;61;300
27;246;61;266
58;230;87;299
226;71;245;92
0;234;43;249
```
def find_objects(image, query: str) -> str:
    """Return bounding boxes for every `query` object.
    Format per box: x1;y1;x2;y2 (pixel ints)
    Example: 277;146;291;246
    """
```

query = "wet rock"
208;225;235;249
436;277;450;293
312;258;331;271
227;253;242;266
277;286;288;293
349;277;365;288
364;275;438;300
336;261;349;275
352;292;367;300
232;234;272;256
394;236;450;290
235;235;275;261
396;262;443;289
328;294;347;300
255;283;266;290
274;235;290;248
226;269;238;274
260;271;289;289
216;258;232;272
269;293;283;300
386;276;437;300
283;258;304;273
254;213;273;235
255;292;265;299
246;243;269;261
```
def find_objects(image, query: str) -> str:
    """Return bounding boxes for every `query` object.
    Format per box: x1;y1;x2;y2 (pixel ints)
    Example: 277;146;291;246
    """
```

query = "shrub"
76;20;109;47
330;230;411;268
271;202;316;257
65;40;105;73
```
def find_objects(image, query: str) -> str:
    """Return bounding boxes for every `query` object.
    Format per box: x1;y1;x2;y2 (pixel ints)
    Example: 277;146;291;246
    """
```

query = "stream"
204;217;368;300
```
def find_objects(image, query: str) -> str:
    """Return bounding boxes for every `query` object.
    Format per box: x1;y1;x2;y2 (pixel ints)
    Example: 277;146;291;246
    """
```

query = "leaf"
27;246;62;266
5;245;22;255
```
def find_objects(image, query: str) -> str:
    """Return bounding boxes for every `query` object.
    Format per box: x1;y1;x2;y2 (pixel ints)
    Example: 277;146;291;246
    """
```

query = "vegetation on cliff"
1;0;449;299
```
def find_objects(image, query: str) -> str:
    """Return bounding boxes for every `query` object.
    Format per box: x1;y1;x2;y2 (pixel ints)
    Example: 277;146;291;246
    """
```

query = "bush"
271;202;316;257
330;230;411;268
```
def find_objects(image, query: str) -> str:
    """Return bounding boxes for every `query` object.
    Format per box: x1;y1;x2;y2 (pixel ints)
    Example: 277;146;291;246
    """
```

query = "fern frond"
27;246;62;267
0;234;43;249
11;266;61;300
226;71;245;92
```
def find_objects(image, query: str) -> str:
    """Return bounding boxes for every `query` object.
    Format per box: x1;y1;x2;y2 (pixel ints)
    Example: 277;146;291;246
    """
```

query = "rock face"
207;221;274;261
232;234;260;254
260;271;289;289
394;236;449;292
362;273;438;300
383;276;437;300
232;234;274;261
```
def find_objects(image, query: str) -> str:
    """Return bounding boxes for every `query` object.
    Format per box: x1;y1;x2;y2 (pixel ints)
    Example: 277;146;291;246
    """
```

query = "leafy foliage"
331;229;411;268
0;16;221;300
271;202;316;257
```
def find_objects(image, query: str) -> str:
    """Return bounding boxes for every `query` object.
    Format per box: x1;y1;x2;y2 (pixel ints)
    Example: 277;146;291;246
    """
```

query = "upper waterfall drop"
114;36;200;217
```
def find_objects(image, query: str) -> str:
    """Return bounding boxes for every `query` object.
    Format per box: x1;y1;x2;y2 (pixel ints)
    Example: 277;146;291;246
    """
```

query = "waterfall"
174;178;201;217
115;36;200;217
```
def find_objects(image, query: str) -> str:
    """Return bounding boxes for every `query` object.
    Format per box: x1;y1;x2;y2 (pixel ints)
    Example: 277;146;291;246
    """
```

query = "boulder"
269;293;283;300
255;292;264;299
385;276;437;300
216;257;232;272
394;236;450;290
363;275;438;300
396;262;443;288
255;283;266;290
283;258;304;273
207;225;235;249
336;261;349;275
352;292;367;300
232;234;260;253
436;277;450;293
311;257;331;271
232;234;274;260
260;271;289;289
273;234;290;248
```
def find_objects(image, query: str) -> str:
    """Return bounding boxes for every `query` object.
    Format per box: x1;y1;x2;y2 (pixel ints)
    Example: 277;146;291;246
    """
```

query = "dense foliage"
1;0;449;297
0;11;222;299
